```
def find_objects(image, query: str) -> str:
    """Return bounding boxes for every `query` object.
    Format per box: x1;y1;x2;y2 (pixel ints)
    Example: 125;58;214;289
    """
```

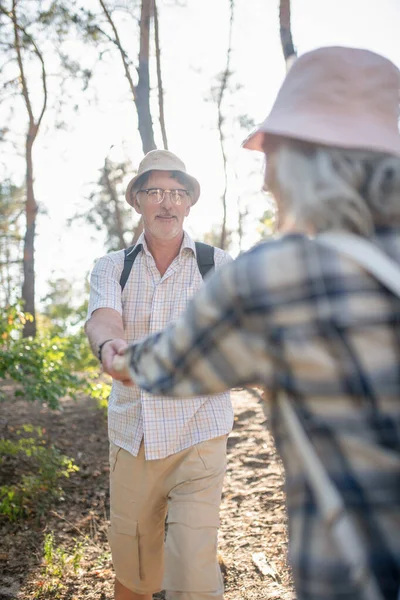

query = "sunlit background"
2;0;400;310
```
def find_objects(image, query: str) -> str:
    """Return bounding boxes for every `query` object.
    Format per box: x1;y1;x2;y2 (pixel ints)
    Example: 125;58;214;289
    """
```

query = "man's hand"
101;338;133;386
85;308;133;386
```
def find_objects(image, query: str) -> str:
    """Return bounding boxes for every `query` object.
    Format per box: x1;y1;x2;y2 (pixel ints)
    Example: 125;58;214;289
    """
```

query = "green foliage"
34;533;85;598
0;425;78;521
0;319;83;408
0;302;110;410
40;277;90;335
0;180;24;307
43;532;84;577
258;205;277;239
1;339;80;408
89;380;111;416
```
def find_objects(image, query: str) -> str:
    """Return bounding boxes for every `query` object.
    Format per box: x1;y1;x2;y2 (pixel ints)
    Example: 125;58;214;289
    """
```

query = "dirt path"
0;388;294;599
219;389;294;600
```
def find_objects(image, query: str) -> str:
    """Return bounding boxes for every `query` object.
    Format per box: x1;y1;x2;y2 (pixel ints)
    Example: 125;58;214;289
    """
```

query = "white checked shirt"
87;231;233;459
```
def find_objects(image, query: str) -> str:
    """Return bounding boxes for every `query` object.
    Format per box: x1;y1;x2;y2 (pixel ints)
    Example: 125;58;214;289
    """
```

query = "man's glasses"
137;188;191;206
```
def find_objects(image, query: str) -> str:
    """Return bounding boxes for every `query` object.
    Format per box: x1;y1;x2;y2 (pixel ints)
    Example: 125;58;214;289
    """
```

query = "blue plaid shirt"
126;228;400;600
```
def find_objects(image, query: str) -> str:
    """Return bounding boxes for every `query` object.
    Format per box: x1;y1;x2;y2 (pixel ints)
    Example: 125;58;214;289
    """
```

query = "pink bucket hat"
125;149;201;206
243;46;400;157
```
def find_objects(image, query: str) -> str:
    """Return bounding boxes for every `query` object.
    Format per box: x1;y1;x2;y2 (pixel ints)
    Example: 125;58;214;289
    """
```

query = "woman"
114;46;400;600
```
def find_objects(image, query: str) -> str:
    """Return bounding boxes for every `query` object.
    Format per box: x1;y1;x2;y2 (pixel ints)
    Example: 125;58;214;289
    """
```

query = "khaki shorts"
108;436;227;596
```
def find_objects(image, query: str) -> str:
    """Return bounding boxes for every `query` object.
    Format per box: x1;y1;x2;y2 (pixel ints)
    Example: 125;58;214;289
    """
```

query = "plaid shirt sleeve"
126;244;273;396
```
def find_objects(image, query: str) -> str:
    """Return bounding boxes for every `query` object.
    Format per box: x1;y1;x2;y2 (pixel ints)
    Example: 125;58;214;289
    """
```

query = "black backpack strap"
120;244;143;291
195;241;215;280
120;242;214;290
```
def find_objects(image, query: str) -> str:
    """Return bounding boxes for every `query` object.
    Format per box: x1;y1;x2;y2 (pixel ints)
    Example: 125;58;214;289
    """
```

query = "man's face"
133;171;192;241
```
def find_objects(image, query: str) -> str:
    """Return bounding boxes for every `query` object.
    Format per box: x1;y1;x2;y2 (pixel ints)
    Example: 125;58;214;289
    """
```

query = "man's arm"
85;251;133;385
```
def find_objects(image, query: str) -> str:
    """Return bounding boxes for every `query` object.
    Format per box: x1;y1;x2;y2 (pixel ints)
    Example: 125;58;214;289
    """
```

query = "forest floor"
0;386;295;600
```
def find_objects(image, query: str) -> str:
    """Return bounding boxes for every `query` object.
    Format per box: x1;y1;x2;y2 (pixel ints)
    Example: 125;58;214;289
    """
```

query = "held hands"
100;338;133;386
112;353;132;381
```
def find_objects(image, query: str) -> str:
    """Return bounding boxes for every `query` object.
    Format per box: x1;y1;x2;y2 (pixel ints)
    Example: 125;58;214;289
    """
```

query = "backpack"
119;241;215;291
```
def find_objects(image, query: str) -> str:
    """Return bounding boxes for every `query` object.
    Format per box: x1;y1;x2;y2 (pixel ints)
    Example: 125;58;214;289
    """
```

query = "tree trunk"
10;0;47;336
97;0;157;243
98;0;156;154
22;126;38;337
279;0;296;65
154;0;168;150
136;0;156;154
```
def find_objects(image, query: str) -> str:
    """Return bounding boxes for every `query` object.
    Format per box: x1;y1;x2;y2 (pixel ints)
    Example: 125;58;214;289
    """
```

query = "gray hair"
268;141;400;236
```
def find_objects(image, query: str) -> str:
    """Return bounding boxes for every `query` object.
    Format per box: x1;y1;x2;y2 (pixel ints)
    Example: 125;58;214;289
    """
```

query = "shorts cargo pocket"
195;436;227;472
108;516;142;586
109;442;122;473
167;503;220;529
163;503;222;592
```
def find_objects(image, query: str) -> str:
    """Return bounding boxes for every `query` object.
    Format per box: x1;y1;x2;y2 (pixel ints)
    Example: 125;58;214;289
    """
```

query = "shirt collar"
136;232;150;257
181;230;196;256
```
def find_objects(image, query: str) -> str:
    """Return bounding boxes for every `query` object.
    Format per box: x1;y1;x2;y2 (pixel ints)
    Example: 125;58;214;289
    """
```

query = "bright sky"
18;0;400;304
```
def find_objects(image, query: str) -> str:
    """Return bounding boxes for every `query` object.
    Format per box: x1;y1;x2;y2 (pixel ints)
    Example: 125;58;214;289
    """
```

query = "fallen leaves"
252;551;279;581
0;389;295;600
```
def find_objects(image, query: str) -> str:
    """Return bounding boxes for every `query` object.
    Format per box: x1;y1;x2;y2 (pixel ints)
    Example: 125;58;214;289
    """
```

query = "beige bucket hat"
125;149;201;206
243;46;400;157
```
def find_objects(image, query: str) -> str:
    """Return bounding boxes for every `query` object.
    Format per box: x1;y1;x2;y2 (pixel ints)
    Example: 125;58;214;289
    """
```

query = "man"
85;149;233;600
112;48;400;600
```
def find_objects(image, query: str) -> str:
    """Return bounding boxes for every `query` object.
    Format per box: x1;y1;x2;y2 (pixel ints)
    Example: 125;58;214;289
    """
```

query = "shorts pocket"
108;516;142;583
167;502;220;529
195;436;227;471
164;503;222;592
109;442;122;473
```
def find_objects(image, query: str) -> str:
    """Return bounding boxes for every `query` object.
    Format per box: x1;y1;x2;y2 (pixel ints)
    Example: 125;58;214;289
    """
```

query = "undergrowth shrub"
0;425;78;521
0;303;110;409
33;532;85;598
0;304;110;521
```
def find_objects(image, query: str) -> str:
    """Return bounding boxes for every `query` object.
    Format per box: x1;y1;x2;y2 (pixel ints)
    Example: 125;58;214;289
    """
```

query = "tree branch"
98;0;137;102
6;1;47;129
216;0;234;249
11;0;34;125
